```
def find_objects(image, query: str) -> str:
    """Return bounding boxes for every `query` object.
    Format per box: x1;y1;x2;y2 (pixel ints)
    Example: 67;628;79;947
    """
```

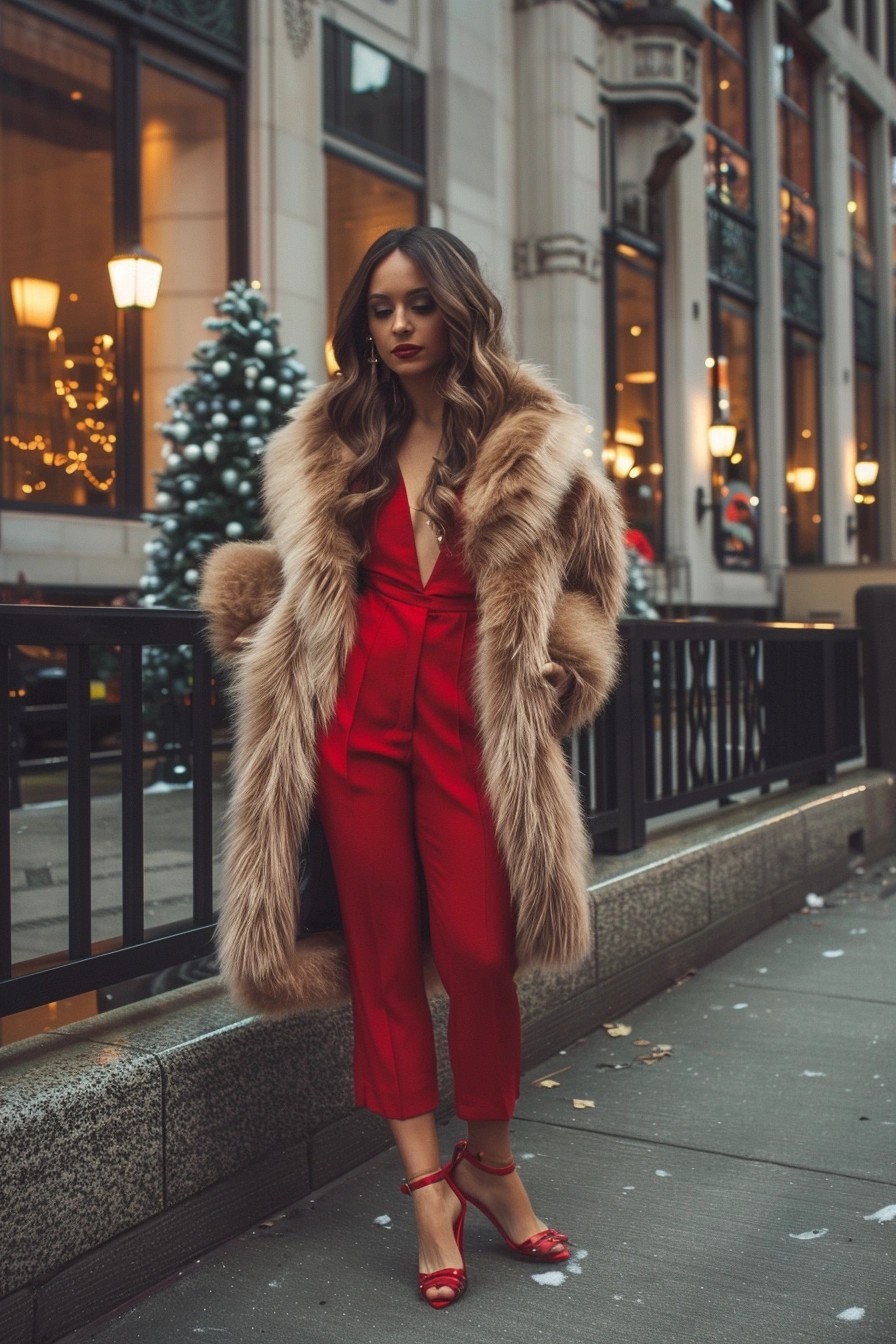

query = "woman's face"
366;250;450;381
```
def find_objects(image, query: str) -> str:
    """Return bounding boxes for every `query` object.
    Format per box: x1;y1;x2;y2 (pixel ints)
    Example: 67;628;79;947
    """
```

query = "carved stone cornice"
599;4;702;124
283;0;316;59
513;234;601;281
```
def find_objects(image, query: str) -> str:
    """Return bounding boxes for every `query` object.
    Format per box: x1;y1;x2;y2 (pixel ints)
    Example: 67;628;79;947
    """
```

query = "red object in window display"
624;527;655;562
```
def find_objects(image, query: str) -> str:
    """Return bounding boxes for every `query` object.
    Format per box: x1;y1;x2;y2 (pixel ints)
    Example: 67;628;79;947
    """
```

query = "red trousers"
315;484;520;1121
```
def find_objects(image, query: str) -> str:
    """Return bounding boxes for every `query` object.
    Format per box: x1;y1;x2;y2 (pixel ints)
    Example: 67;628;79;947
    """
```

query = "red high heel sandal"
450;1140;570;1262
400;1165;468;1308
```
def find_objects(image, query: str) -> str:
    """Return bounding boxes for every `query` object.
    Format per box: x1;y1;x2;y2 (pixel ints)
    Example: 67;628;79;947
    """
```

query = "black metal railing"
572;619;863;851
1;605;217;1017
0;608;864;1017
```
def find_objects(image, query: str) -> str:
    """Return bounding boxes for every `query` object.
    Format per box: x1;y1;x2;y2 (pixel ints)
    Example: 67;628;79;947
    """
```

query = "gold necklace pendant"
411;505;445;547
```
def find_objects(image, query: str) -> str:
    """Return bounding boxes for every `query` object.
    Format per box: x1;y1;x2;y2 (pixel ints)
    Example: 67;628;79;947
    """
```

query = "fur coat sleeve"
199;368;626;1014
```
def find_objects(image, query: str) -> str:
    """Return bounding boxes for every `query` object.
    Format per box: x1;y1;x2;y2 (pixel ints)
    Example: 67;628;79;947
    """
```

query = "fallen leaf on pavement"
603;1022;632;1037
633;1039;651;1047
531;1066;570;1087
572;1099;595;1109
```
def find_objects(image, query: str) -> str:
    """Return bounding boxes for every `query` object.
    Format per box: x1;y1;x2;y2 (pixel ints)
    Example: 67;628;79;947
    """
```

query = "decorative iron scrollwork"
707;201;756;296
149;0;243;50
782;249;821;332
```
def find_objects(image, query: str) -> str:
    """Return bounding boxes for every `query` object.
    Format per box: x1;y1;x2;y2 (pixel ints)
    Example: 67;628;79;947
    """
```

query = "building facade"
2;0;895;612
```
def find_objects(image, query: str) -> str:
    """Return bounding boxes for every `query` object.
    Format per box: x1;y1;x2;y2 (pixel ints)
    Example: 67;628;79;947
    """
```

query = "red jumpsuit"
315;477;520;1121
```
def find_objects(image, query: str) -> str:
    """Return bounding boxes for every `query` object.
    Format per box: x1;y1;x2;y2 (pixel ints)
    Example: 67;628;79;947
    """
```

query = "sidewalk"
61;856;896;1344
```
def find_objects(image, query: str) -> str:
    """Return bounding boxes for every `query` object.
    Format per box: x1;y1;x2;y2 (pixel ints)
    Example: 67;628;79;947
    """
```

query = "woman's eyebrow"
367;287;431;303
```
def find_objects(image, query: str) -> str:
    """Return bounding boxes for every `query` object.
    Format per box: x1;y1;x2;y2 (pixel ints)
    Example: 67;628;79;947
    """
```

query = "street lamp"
846;456;880;543
107;247;163;310
10;277;60;329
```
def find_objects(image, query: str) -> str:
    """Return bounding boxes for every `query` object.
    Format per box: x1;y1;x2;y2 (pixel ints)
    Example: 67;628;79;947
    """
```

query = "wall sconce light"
708;419;737;459
846;456;880;542
10;276;60;329
107;247;163;310
696;418;737;523
787;466;817;494
612;443;637;479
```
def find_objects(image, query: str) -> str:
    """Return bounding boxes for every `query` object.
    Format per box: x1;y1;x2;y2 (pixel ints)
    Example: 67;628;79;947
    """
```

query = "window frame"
0;0;246;519
604;232;666;561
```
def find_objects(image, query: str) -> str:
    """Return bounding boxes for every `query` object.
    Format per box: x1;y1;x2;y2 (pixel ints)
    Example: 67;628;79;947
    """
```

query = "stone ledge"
2;767;893;1342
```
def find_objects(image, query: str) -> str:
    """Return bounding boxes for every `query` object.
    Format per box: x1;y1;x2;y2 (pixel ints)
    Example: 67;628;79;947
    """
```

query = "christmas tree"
139;279;314;715
622;545;660;620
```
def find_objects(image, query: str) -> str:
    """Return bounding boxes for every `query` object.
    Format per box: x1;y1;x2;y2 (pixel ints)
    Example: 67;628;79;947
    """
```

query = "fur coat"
199;365;626;1015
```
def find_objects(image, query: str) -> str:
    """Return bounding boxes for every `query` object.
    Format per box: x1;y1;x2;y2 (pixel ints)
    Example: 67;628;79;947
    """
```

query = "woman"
200;226;625;1308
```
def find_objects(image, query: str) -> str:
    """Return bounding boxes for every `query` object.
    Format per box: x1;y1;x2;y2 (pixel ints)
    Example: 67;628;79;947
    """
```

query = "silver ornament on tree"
225;521;244;539
183;444;203;462
202;440;220;462
254;339;274;358
210;412;229;429
212;359;231;378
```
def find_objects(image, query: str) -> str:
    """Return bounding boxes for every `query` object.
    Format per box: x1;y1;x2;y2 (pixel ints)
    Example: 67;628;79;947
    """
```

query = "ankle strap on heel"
400;1166;446;1196
451;1139;516;1177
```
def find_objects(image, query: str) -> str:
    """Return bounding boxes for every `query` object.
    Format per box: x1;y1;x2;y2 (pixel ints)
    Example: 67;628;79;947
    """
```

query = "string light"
4;332;118;495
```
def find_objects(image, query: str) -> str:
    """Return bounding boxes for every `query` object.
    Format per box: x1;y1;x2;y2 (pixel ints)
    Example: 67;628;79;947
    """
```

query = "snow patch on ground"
864;1204;896;1223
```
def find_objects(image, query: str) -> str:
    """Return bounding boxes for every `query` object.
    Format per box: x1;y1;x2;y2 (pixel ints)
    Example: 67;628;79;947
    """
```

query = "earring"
367;336;378;367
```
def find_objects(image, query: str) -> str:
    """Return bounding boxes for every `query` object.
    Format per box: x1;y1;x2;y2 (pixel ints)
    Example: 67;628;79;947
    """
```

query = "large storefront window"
708;292;759;570
777;33;822;565
784;329;822;563
325;155;422;347
704;0;759;570
323;21;425;369
140;53;229;508
1;7;118;508
854;361;878;561
607;244;664;558
704;0;751;211
849;100;880;560
0;1;242;516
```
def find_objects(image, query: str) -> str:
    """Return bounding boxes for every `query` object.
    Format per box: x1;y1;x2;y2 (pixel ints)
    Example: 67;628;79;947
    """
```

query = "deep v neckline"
397;471;442;591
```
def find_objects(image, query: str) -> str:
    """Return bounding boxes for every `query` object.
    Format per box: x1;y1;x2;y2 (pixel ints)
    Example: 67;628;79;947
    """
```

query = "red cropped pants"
315;483;520;1121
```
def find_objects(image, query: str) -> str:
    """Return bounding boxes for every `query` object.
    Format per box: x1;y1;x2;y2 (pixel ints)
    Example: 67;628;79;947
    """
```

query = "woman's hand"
541;660;573;697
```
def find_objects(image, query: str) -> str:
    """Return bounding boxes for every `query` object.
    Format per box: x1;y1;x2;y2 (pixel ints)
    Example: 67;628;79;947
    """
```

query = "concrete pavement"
59;856;896;1344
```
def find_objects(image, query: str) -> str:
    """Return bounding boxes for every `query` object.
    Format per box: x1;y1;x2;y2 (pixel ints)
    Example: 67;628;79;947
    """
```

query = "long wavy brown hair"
327;226;519;549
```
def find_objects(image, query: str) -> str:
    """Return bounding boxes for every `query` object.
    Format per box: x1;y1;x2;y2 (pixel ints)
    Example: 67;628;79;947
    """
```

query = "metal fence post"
855;585;896;770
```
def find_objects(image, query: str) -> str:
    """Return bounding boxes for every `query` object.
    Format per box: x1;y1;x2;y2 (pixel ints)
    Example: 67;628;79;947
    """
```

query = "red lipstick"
392;344;422;358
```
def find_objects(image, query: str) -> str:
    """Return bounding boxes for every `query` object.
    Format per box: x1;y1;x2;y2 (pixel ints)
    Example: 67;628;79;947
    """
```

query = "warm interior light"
847;200;858;214
708;420;737;458
624;370;657;385
616;243;638;258
629;325;642;337
612;444;636;478
789;466;817;493
614;427;644;448
854;457;879;488
107;247;163;309
10;277;60;329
